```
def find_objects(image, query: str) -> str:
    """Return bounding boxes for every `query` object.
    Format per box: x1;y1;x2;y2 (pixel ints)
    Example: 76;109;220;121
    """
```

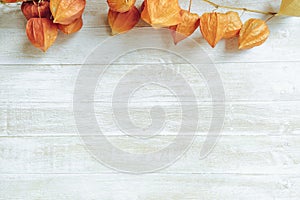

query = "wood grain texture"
1;0;300;199
1;174;299;200
0;135;299;174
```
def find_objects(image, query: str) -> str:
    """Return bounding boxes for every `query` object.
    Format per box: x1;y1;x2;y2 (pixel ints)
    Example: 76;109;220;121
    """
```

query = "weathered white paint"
0;0;300;199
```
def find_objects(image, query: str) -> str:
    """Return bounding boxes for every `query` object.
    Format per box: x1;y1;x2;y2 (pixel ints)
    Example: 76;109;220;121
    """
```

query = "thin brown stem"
203;0;277;15
188;0;193;12
265;14;277;22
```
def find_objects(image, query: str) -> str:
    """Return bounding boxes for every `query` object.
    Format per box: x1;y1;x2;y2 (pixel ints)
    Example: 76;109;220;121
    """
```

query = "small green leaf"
279;0;300;17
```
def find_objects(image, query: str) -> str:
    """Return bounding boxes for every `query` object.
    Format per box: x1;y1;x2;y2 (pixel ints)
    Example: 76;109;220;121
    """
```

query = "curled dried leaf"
279;0;300;17
108;6;140;35
107;0;136;13
141;0;181;27
223;11;242;39
26;18;58;52
58;17;83;34
21;1;51;20
50;0;86;25
238;18;270;49
200;12;228;48
169;10;199;44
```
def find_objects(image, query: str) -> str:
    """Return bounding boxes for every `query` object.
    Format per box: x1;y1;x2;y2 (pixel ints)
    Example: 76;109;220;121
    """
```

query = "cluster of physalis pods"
2;0;86;51
1;0;299;51
107;0;300;49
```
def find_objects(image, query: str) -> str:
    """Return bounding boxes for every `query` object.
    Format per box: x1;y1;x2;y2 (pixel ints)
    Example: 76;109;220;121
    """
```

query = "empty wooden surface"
1;0;300;199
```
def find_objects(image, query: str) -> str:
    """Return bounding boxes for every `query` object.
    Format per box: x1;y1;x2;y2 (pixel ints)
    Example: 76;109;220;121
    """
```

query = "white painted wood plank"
1;0;300;198
0;173;299;200
0;63;299;103
0;102;300;136
0;135;299;174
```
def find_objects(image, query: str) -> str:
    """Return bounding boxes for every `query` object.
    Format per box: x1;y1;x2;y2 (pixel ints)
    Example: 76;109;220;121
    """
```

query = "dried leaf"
26;18;58;52
141;0;181;27
58;17;83;34
108;6;140;35
223;11;242;39
21;1;51;20
279;0;300;17
238;18;270;49
107;0;136;13
50;0;86;25
200;12;228;48
169;10;199;44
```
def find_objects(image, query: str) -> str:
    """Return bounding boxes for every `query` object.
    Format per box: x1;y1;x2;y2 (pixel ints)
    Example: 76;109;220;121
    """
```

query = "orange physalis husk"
21;1;51;20
140;1;151;24
108;6;140;35
26;18;58;52
200;12;228;48
238;18;270;49
141;0;181;27
169;10;199;44
50;0;86;25
223;11;242;39
58;17;83;34
107;0;136;13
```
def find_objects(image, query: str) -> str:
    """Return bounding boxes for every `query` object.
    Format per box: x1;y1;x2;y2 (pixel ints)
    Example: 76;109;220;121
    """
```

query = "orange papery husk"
58;17;83;34
238;18;270;49
50;0;86;25
169;10;199;44
26;18;58;52
223;11;242;39
107;0;136;13
21;1;51;20
108;6;140;35
140;1;151;24
200;12;228;48
141;0;181;27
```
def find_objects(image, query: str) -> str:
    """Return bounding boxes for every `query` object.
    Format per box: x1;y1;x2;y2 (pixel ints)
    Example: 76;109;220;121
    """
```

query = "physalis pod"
58;17;83;34
108;6;140;35
21;0;51;20
223;11;242;39
238;18;270;49
169;10;199;44
141;0;181;27
107;0;136;13
50;0;86;25
140;1;151;24
200;12;228;48
26;18;58;52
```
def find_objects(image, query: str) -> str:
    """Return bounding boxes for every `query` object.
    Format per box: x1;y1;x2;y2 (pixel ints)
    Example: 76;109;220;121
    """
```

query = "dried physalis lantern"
140;1;151;24
141;0;181;27
223;11;242;39
58;17;83;34
107;0;136;13
21;0;51;20
50;0;86;25
169;10;199;44
238;18;270;49
200;12;228;48
26;18;58;52
108;6;140;35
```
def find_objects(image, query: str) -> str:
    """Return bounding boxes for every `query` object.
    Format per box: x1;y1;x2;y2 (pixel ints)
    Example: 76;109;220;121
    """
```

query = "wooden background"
1;0;300;199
